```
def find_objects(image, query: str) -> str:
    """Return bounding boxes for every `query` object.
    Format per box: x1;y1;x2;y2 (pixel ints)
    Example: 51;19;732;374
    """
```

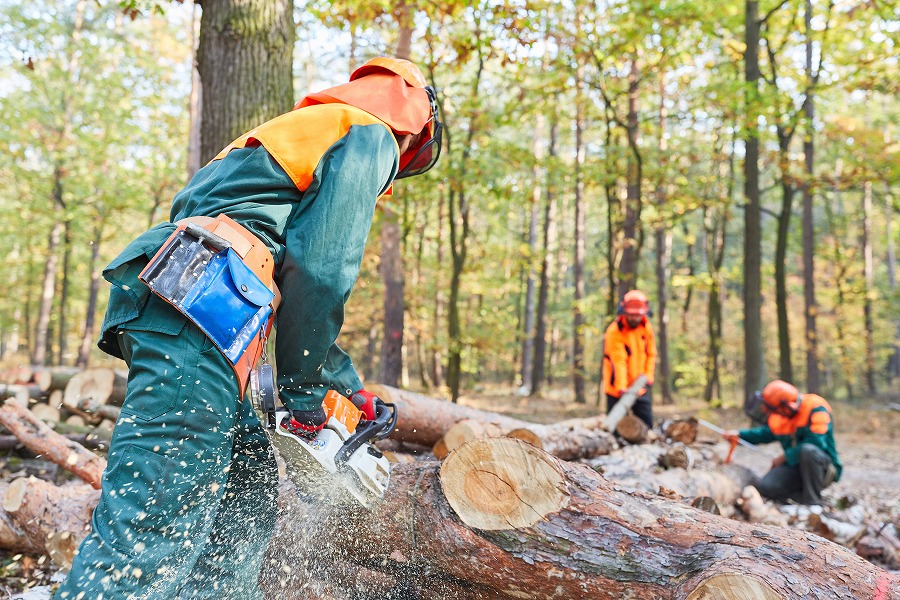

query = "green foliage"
1;0;896;401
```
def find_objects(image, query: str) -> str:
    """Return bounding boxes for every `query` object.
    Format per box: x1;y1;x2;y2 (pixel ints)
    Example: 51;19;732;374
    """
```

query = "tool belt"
139;214;281;396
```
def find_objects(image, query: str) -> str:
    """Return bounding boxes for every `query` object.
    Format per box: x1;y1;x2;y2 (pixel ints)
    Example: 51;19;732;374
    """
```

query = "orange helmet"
347;57;442;179
619;290;651;316
350;57;428;89
760;380;799;415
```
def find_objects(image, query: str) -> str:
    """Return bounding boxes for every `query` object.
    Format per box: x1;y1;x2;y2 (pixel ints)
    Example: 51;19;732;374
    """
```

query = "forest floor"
1;386;898;597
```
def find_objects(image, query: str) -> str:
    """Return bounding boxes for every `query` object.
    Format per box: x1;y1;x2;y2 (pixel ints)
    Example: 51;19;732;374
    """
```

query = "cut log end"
685;573;780;600
616;414;650;444
505;428;543;449
440;437;569;530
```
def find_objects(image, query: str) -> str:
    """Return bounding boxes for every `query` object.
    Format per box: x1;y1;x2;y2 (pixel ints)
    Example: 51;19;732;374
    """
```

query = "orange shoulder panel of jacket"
809;410;831;434
211;104;397;191
766;413;793;436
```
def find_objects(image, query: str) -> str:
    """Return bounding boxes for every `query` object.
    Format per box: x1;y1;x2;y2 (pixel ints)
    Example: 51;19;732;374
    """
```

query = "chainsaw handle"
334;400;396;465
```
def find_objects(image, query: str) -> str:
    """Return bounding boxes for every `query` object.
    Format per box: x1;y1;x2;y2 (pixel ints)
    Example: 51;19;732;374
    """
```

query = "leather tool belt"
139;214;281;396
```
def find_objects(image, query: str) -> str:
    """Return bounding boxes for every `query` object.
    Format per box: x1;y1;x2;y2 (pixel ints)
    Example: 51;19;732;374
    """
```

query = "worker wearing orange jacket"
725;380;842;505
603;290;657;428
57;57;442;598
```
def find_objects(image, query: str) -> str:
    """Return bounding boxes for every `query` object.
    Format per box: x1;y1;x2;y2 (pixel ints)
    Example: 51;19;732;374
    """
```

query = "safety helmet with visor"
619;290;651;317
349;57;443;180
757;380;800;418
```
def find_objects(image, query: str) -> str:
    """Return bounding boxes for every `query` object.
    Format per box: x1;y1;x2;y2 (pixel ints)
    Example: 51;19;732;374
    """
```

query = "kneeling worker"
725;380;842;505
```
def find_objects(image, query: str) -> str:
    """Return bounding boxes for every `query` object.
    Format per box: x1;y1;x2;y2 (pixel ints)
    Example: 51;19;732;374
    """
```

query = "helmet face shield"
395;86;443;180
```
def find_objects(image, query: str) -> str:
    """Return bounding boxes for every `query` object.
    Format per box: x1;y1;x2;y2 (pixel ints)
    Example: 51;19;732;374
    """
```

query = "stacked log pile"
0;378;897;598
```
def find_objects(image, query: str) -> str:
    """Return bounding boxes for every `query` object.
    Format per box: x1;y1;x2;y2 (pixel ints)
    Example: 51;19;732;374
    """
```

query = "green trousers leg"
57;298;277;600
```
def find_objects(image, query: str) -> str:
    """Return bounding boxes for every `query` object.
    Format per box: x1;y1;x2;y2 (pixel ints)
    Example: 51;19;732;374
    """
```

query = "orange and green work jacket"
739;394;843;481
99;103;400;412
602;316;657;397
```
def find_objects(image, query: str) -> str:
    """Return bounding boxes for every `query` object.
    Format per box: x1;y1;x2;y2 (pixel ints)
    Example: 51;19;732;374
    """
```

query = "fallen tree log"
0;399;106;488
1;477;99;569
35;367;81;393
62;367;127;412
368;384;616;461
331;438;897;599
617;413;650;443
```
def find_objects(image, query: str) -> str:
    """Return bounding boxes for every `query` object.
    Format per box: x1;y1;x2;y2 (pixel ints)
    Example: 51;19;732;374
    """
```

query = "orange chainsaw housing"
323;390;362;434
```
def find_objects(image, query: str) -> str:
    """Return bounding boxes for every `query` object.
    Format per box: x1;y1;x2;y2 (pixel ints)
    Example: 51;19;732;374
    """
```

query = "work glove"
722;430;740;444
282;406;327;440
349;389;378;421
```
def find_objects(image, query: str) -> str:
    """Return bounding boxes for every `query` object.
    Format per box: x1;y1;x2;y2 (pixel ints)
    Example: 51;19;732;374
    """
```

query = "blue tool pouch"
140;226;275;366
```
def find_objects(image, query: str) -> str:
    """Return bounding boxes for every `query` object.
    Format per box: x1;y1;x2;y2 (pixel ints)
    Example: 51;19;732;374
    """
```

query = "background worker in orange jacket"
725;380;842;505
603;290;657;428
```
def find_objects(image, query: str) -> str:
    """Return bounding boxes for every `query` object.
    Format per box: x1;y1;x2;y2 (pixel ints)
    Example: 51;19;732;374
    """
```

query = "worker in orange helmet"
57;57;442;598
602;290;657;428
724;380;842;505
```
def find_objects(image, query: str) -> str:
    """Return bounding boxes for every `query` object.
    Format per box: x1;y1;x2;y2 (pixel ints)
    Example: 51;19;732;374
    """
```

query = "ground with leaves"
1;387;898;597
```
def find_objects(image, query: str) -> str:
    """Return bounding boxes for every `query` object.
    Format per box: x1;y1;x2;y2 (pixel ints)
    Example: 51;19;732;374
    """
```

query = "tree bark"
572;41;587;405
35;366;80;393
197;0;295;163
531;117;558;397
367;383;616;460
76;221;103;368
617;58;644;299
743;0;765;402
862;181;877;393
2;477;99;569
518;115;544;395
0;400;106;488
616;414;649;443
379;18;415;388
335;438;897;599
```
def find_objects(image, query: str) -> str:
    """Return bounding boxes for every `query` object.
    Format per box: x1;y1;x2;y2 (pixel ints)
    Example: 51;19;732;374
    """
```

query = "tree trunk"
802;0;819;392
518;116;544;395
445;44;484;403
339;438;897;599
432;191;445;389
197;0;294;163
62;367;128;411
887;184;900;384
379;215;404;387
654;77;672;405
379;14;415;388
367;383;616;460
862;181;876;393
57;221;72;366
0;400;106;488
743;0;765;402
33;219;63;367
187;2;202;180
76;221;103;368
572;53;587;405
775;177;795;382
616;58;643;299
1;477;99;569
531;117;558;397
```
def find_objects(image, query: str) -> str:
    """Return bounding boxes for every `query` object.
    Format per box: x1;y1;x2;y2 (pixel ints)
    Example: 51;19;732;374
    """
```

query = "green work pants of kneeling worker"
56;295;278;599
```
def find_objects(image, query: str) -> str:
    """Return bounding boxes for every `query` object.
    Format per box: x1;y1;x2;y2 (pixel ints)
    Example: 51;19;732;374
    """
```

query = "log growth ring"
440;437;569;530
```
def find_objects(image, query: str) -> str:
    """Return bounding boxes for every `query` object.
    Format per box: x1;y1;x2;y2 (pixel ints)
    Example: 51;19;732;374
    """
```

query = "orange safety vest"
602;316;657;397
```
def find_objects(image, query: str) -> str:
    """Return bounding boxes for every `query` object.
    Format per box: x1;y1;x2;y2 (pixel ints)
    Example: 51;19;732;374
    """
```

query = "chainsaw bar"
264;404;395;509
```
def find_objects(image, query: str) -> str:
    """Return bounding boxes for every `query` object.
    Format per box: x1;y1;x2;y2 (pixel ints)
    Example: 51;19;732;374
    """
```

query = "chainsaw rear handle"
334;399;397;465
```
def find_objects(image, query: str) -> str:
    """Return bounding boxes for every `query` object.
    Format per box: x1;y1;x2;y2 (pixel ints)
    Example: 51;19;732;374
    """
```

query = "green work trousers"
56;295;278;599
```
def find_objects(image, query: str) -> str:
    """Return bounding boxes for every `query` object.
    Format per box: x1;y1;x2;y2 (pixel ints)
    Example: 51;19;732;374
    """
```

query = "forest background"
0;0;897;410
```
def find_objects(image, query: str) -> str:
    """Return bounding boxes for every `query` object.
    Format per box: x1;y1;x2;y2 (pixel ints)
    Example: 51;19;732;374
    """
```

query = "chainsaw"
250;365;397;508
